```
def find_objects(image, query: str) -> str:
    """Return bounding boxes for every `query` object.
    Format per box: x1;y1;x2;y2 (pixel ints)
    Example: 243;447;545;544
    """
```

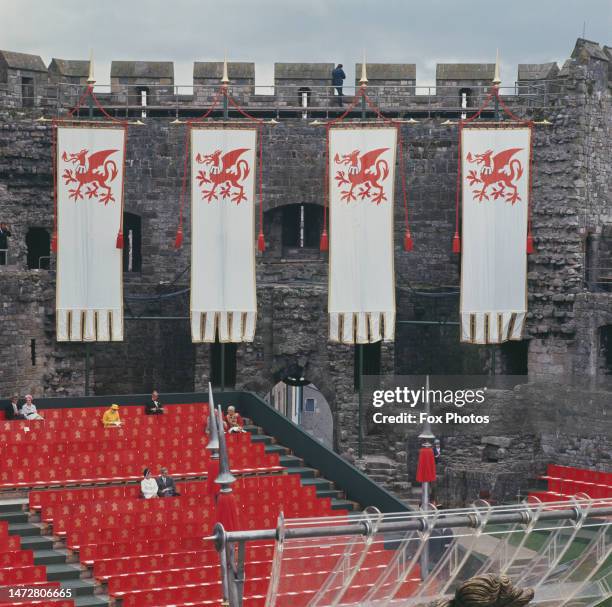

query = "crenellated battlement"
0;38;609;116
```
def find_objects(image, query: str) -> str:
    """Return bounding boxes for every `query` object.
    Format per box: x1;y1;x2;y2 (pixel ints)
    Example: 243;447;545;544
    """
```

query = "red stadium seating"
7;401;386;606
530;464;612;502
2;403;281;489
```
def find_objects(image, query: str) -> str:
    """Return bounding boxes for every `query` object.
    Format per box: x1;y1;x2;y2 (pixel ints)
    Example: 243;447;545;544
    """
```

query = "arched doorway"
266;377;333;449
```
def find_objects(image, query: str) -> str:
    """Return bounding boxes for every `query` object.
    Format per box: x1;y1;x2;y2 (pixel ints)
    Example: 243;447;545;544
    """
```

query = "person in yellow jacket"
102;403;122;427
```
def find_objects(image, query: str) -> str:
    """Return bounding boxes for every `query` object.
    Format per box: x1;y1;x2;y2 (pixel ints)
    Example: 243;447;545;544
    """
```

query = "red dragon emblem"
195;148;250;204
334;148;390;204
466;148;524;204
61;149;119;204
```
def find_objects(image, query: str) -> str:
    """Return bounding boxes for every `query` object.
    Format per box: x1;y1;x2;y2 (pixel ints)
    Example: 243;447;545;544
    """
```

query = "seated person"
141;468;158;499
145;390;164;415
102;403;122;427
156;467;179;497
21;395;44;420
5;395;25;420
225;405;245;433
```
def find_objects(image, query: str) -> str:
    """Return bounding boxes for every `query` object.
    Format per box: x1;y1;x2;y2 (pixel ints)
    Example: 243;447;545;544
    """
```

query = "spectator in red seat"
225;405;246;433
145;390;164;415
5;395;25;420
102;403;122;427
141;468;159;499
156;467;179;497
22;394;44;420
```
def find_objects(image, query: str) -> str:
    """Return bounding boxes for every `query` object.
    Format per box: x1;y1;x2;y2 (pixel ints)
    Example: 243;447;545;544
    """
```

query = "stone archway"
266;362;335;450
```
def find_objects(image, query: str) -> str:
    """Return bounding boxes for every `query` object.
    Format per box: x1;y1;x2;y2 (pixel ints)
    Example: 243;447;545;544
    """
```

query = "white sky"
1;0;610;89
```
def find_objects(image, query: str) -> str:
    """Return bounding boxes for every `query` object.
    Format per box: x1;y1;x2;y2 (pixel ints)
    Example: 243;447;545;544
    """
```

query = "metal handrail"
0;79;572;114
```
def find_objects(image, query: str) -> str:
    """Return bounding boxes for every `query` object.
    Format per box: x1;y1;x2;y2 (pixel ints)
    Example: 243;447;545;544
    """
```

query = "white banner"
190;128;257;343
460;127;531;343
56;126;125;342
328;127;396;343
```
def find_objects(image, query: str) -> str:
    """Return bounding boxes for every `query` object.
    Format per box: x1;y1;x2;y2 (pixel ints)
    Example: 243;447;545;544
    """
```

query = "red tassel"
404;231;414;252
116;231;124;249
319;229;329;252
257;230;265;253
452;232;461;253
206;458;220;497
216;491;240;532
526;233;534;254
51;233;58;253
174;226;184;249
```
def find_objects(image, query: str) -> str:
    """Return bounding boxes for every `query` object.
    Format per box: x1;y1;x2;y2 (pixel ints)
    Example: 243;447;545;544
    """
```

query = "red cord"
320;124;330;251
453;122;463;253
51;120;58;253
257;126;265;251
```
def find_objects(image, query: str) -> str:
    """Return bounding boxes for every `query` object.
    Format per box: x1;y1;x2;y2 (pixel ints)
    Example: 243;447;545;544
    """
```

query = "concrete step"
60;579;97;597
0;499;28;513
8;522;43;537
300;478;332;490
286;467;317;479
34;549;70;565
0;510;29;523
265;444;289;455
74;596;109;607
250;434;273;445
19;535;55;551
331;498;355;511
46;563;83;581
316;488;343;499
279;454;302;468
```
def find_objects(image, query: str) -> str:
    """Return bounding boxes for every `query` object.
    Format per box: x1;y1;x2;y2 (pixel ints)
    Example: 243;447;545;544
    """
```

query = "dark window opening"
123;212;142;272
600;326;612;374
26;227;50;270
354;342;382;390
30;339;36;366
210;340;237;388
281;203;323;249
304;397;315;412
499;340;529;375
21;76;34;108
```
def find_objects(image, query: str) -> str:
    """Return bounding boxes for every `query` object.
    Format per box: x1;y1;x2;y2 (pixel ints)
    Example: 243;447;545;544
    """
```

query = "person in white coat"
140;468;158;499
21;395;44;420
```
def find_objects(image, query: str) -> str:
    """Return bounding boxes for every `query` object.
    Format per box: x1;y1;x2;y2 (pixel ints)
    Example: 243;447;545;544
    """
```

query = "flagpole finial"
221;52;230;85
492;48;501;87
359;49;368;86
87;49;95;85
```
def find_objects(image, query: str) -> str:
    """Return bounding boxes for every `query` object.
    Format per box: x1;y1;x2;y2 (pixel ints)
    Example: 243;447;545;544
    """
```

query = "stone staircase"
0;499;108;607
245;420;358;512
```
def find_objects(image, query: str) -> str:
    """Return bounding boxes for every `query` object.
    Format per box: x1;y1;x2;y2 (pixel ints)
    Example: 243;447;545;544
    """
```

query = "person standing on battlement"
332;64;346;107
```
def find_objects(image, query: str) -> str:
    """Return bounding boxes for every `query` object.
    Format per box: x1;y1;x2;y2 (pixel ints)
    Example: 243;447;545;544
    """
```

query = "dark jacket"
0;229;10;250
332;67;346;86
4;401;25;420
156;475;178;496
145;399;164;415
